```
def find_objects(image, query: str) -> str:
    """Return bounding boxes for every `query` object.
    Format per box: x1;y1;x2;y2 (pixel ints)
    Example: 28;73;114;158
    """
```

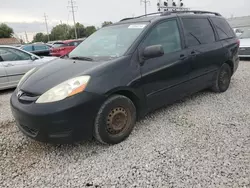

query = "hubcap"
106;107;128;135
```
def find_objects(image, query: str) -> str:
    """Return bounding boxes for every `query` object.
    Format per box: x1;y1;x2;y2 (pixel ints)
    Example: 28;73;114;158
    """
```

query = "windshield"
240;30;250;39
69;23;148;59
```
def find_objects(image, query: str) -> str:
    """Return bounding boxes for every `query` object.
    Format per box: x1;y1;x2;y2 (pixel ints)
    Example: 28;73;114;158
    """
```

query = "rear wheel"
211;63;232;93
94;95;136;145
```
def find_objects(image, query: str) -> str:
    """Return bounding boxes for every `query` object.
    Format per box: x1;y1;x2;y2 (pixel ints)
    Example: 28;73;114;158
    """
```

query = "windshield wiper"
69;56;93;61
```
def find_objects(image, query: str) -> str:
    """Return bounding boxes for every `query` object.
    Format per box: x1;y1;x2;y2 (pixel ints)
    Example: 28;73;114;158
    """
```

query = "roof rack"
162;10;221;16
120;10;221;22
120;12;162;22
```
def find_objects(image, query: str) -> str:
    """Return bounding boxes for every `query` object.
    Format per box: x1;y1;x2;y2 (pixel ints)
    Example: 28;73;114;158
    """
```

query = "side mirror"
31;55;37;61
143;45;164;60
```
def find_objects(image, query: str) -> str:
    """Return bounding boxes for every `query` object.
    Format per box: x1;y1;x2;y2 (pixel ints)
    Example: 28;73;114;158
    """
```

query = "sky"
0;0;249;41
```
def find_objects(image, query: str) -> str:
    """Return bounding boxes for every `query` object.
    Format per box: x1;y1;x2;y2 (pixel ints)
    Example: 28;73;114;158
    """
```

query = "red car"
50;39;83;57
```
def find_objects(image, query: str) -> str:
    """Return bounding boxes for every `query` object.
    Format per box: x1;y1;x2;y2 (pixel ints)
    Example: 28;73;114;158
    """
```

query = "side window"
182;18;215;47
143;20;182;54
0;48;31;61
34;45;48;51
22;45;33;52
68;41;82;46
211;17;235;40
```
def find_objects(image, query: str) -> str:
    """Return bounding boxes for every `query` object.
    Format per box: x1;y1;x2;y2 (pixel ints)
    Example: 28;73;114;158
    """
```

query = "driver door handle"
179;54;187;60
190;51;197;57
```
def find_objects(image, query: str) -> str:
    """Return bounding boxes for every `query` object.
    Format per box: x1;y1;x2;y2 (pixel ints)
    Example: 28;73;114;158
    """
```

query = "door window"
34;45;49;51
0;48;31;61
182;18;215;47
142;20;181;54
22;45;33;52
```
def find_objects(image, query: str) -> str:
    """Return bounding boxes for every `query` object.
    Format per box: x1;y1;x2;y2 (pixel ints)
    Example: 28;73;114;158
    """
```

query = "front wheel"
94;95;136;145
211;63;232;93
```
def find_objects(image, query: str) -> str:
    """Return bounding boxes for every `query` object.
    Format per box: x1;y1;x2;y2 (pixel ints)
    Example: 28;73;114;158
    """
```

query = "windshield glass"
69;23;148;59
240;30;250;39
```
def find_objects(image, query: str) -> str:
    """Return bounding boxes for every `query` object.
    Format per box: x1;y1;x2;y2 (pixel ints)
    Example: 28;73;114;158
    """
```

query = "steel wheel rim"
106;107;130;135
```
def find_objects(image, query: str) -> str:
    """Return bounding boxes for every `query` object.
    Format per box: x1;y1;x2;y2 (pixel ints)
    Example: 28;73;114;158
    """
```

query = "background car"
239;29;250;58
0;45;56;90
21;44;51;56
50;39;83;57
233;28;244;37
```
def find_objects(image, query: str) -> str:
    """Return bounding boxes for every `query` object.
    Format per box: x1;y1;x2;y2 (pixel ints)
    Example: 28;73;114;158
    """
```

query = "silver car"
0;45;56;90
239;30;250;58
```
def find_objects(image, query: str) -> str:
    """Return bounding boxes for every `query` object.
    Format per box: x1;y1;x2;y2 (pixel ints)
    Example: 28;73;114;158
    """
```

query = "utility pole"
141;0;150;15
25;31;29;43
44;13;50;42
68;0;78;39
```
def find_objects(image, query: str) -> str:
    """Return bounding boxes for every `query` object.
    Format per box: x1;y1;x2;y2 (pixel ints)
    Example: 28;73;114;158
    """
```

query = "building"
227;16;250;31
0;38;22;47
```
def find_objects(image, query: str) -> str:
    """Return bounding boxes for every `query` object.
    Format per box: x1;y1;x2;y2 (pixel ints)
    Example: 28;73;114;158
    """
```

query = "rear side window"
34;45;49;51
211;17;235;40
68;41;82;46
182;18;215;47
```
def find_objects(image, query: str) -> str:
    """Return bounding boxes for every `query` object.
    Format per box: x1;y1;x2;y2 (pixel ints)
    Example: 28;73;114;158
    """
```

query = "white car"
0;45;57;90
233;28;243;37
239;30;250;58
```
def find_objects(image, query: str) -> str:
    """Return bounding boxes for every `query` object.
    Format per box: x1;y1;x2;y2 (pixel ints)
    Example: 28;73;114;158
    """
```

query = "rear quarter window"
211;17;235;40
182;18;216;47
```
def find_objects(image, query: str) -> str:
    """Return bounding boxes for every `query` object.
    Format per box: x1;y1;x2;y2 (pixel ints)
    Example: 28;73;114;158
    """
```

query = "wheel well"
225;60;234;73
112;90;141;118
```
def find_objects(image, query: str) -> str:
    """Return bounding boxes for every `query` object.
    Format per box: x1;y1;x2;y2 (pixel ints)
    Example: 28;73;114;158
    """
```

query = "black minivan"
11;11;239;144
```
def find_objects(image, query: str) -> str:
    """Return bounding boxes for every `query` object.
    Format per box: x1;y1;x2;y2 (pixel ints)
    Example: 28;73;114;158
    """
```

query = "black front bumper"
11;89;105;143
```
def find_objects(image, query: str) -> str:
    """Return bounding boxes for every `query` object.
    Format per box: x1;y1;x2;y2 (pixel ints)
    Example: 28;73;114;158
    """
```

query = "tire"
94;95;136;145
211;63;232;93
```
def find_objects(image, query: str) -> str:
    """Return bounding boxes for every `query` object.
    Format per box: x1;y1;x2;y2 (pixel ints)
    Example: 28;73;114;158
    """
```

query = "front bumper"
11;89;105;143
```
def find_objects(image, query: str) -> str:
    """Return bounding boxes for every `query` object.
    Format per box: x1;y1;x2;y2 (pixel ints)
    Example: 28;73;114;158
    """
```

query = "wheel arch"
105;88;146;119
224;60;234;73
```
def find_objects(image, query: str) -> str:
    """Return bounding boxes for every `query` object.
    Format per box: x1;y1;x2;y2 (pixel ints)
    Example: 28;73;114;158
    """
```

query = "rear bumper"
11;89;105;143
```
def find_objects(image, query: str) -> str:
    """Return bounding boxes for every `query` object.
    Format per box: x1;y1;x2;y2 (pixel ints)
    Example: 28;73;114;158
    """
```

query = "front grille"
239;47;250;55
19;124;38;137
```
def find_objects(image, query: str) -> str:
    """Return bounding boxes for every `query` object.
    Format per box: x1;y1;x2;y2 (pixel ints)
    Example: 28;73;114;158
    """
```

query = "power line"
141;0;150;15
44;13;50;42
68;0;78;39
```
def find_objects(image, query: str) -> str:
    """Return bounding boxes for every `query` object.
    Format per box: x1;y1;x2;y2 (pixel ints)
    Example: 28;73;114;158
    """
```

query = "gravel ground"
0;61;250;188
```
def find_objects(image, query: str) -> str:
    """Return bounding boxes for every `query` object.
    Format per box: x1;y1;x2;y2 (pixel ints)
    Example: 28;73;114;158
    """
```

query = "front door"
0;47;34;86
139;19;192;110
0;61;9;90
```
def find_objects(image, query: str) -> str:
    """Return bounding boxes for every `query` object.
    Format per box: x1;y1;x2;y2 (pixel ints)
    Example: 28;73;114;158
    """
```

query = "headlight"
36;76;90;104
17;68;36;88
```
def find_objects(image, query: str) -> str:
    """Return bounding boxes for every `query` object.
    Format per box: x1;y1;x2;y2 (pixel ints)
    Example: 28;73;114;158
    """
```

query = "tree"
0;23;14;38
33;33;45;42
102;21;113;27
85;26;97;37
69;22;85;39
50;24;71;40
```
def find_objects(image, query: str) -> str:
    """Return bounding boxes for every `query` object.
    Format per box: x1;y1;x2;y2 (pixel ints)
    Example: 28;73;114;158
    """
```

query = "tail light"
237;39;240;46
